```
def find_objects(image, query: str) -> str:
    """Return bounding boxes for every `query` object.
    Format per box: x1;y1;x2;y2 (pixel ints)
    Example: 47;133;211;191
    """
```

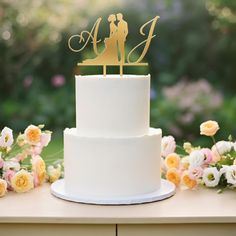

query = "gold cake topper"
68;13;160;76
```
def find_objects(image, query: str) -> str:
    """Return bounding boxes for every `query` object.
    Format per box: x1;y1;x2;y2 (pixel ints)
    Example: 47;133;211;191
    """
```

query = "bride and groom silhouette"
86;13;128;64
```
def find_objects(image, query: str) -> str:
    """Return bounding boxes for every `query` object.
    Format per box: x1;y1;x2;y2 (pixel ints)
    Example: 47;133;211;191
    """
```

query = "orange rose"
181;171;197;189
24;125;41;145
200;120;219;137
166;168;181;187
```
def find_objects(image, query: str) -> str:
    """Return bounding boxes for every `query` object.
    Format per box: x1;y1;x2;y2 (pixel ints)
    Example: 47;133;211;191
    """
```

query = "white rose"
225;165;236;186
40;132;52;147
212;141;233;155
202;167;220;187
188;150;205;168
219;165;229;176
3;160;20;171
234;142;236;152
0;127;14;148
212;141;233;162
161;136;176;157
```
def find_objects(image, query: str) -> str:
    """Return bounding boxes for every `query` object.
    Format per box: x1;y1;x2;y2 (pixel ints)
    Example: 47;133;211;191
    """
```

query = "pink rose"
189;166;203;180
201;148;213;164
40;132;51;147
3;169;15;190
161;136;176;157
30;145;43;157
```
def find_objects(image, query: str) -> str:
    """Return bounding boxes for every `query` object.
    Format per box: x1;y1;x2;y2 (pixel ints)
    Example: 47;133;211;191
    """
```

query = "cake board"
51;179;176;205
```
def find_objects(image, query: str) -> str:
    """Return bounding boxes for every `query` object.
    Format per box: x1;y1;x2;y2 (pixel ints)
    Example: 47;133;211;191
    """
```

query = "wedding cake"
63;74;162;199
51;13;175;204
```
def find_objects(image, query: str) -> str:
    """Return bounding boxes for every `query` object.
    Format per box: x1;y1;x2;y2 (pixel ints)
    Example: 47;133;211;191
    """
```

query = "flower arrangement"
162;120;236;191
0;125;62;197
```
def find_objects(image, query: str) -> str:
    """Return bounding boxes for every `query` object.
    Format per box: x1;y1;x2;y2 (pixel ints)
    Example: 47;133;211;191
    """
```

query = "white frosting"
64;128;162;198
63;74;162;201
75;74;150;137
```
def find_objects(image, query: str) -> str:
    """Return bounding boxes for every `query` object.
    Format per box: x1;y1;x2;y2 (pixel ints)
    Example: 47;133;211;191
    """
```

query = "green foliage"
151;79;236;141
1;78;75;132
0;0;236;141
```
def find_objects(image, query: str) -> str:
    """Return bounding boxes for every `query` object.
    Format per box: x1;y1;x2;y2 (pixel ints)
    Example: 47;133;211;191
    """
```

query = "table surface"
0;183;236;224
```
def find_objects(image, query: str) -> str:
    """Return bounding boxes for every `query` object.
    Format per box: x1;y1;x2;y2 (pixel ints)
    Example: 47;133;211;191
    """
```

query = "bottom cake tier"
64;128;162;199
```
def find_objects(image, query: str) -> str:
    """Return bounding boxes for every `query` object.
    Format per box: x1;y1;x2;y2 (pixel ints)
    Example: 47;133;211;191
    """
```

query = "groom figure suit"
116;13;128;63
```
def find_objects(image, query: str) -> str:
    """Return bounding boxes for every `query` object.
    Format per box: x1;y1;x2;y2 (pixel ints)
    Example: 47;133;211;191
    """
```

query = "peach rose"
166;168;181;187
200;120;219;136
0;179;7;197
11;169;34;193
24;125;41;145
32;156;46;186
165;153;180;169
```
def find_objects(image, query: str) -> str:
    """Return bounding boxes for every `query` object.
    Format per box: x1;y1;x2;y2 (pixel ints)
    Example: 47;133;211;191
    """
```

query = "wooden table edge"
1;216;236;224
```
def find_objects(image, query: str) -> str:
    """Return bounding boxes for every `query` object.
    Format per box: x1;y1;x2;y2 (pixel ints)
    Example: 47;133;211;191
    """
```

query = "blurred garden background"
1;0;236;156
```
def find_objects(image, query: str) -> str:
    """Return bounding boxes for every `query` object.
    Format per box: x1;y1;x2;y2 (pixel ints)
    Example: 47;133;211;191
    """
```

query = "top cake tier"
75;74;150;137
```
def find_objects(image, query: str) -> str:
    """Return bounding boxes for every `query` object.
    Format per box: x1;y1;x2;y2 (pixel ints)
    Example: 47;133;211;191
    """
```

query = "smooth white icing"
75;74;150;137
64;127;162;198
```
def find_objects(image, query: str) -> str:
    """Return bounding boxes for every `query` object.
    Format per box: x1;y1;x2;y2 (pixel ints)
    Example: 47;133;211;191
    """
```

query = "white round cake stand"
51;179;176;205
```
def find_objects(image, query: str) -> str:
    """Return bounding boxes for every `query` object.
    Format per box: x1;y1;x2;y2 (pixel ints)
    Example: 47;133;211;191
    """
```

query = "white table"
0;184;236;236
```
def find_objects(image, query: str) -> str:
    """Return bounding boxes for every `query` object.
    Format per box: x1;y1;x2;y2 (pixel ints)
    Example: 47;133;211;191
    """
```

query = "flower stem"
211;135;221;158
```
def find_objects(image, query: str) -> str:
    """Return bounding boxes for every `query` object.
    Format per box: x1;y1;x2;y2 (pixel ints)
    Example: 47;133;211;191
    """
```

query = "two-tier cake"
51;13;175;204
51;74;175;204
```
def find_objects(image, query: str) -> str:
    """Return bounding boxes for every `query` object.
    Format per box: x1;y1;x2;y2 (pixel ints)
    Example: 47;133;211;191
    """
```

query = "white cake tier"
64;127;162;199
75;74;150;137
